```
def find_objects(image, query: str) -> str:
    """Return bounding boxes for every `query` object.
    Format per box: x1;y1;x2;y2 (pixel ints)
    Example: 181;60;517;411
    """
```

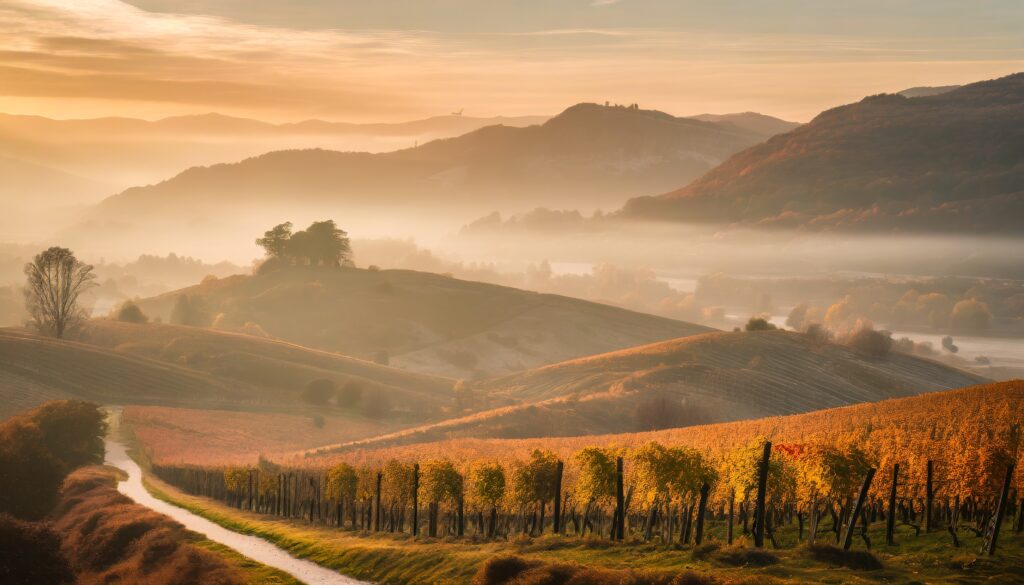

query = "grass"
141;471;1024;585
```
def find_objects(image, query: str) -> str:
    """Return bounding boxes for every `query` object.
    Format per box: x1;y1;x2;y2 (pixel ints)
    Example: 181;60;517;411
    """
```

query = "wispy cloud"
0;0;1020;122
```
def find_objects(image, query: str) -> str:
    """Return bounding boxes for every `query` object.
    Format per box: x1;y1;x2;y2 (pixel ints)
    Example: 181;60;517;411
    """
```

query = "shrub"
0;514;73;584
302;378;335;406
360;391;392;419
713;546;779;567
114;300;148;323
336;380;364;407
845;326;892;358
805;543;883;571
744;317;776;331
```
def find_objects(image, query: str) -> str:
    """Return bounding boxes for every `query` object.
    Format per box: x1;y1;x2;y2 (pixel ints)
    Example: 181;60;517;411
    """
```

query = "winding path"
104;440;370;585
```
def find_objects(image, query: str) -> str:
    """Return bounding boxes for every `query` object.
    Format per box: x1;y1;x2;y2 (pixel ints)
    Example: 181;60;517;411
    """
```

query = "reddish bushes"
0;514;74;585
472;555;717;585
50;466;245;585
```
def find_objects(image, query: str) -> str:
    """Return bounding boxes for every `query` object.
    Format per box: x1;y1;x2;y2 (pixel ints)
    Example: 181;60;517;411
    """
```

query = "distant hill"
0;111;547;193
0;154;113;206
689;112;800;137
308;329;986;451
622;73;1024;233
131;267;712;378
96;103;777;217
898;85;961;98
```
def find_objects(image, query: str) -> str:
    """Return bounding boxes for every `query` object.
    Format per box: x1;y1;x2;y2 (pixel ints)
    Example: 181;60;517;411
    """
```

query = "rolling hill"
130;267;712;378
0;320;460;426
96;103;781;217
0;111;547;191
303;329;986;452
302;380;1022;469
622;73;1024;233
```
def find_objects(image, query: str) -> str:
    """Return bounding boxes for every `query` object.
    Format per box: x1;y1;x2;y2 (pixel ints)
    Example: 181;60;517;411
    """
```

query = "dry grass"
304;330;984;454
131;267;709;378
50;466;246;585
125;405;393;465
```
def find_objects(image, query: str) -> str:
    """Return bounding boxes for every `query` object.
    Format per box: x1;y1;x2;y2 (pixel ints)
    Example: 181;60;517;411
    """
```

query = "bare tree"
23;247;96;338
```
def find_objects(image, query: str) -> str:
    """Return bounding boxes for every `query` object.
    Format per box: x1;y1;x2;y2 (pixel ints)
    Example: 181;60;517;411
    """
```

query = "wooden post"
554;460;564;534
615;457;625;540
926;460;934;533
753;441;772;548
727;493;735;544
843;468;876;551
695;482;710;544
412;463;420;536
458;496;465;537
886;463;899;545
375;471;383;532
983;464;1014;556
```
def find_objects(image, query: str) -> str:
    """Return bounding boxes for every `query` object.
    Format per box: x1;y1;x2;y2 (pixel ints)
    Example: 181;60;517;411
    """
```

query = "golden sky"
1;0;1021;122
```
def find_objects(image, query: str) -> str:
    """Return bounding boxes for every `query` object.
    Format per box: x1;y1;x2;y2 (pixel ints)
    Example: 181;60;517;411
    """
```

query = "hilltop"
304;329;985;452
131;267;712;378
96;103;780;217
622;73;1024;233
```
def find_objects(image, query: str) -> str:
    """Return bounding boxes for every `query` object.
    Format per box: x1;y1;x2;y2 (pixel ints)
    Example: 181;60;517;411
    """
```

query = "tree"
302;378;335;406
633;393;708;431
326;463;359;502
336;380;364;408
845;326;892;358
114;300;148;323
573;447;617;506
950;298;993;333
745;316;777;332
256;222;293;259
170;294;209;326
422;460;464;505
23;247;96;338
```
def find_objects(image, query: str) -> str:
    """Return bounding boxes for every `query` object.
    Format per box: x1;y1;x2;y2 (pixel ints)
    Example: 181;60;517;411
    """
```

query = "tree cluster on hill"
256;220;353;270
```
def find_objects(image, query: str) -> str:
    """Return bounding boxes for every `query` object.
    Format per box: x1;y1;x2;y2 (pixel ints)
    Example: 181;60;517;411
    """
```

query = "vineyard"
150;381;1024;562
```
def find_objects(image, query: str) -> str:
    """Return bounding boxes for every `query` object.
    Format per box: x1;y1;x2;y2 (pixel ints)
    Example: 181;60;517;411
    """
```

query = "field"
299;330;986;452
301;380;1022;467
124;406;398;466
132;267;711;377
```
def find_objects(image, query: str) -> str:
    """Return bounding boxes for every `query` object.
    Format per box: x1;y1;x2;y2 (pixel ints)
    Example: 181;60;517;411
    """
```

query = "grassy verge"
141;472;1024;585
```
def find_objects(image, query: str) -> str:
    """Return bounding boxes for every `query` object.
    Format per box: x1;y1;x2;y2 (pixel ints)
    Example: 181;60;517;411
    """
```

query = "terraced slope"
302;380;1022;467
133;267;712;378
0;329;249;419
83;320;455;409
308;330;985;452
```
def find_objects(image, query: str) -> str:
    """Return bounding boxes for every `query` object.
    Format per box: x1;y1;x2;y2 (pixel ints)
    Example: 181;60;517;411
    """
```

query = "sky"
0;0;1021;123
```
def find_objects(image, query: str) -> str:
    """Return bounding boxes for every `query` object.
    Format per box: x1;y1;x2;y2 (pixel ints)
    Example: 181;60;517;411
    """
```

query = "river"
104;440;370;585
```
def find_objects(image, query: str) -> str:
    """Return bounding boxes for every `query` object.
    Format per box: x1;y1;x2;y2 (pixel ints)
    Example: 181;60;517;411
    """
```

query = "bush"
360;391;392;419
302;378;335;406
0;514;73;584
114;300;148;323
744;317;776;331
634;393;710;431
713;546;779;567
471;555;707;585
336;380;364;407
0;401;106;520
845;327;892;358
805;543;883;571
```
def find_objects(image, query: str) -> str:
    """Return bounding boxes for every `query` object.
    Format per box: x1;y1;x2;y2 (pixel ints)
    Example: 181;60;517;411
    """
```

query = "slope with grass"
132;267;712;378
305;380;1019;472
83;319;455;415
305;330;986;451
623;73;1024;233
0;328;253;420
50;465;297;585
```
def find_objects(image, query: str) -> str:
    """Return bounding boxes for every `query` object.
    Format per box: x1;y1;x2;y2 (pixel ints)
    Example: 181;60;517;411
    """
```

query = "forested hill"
95;103;782;216
621;73;1024;233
